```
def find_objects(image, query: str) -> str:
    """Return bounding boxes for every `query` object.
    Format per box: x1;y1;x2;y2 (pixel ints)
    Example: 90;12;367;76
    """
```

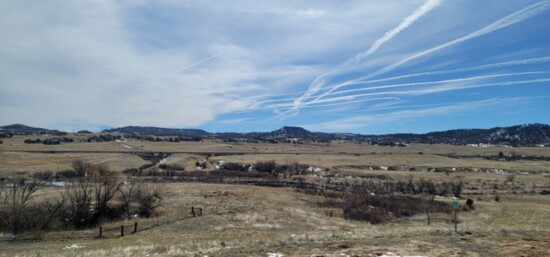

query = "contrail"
347;0;443;65
267;97;399;110
365;0;550;80
289;0;444;114
310;1;550;106
266;71;547;111
323;71;547;97
309;77;550;105
265;70;546;113
166;49;232;75
325;56;550;91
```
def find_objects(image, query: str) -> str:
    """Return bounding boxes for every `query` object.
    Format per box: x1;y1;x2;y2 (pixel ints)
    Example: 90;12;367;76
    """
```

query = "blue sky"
1;0;549;134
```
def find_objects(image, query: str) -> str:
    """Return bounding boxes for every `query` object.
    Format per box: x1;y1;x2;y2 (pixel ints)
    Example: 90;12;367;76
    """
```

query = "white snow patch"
120;143;133;149
64;244;82;250
215;160;225;169
267;253;284;257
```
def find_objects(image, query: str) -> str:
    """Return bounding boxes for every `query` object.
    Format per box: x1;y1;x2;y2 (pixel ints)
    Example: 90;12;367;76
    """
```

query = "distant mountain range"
2;123;550;146
0;124;67;136
101;124;550;145
362;123;550;145
103;126;210;137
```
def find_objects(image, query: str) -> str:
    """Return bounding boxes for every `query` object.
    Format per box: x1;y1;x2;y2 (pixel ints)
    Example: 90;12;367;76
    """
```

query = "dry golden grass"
1;139;550;256
1;182;549;257
3;134;550;157
0;152;149;174
210;152;550;173
164;153;210;171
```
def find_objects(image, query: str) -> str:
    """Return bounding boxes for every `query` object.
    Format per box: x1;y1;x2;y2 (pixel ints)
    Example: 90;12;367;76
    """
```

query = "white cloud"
1;1;548;132
0;0;420;130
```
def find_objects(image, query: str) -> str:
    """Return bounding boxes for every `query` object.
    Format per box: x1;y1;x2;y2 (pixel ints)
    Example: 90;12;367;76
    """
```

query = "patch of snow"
64;244;82;250
120;143;133;149
215;160;225;169
267;253;284;257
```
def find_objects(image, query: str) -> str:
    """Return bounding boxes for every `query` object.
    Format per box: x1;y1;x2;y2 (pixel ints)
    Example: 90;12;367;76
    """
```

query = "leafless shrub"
344;204;391;224
0;178;43;235
32;171;54;181
39;194;66;231
255;160;277;173
135;183;164;218
62;178;95;228
451;180;464;198
506;174;516;183
466;198;475;210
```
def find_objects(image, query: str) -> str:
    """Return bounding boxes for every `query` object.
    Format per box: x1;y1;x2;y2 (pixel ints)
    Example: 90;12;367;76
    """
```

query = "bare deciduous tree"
117;181;137;219
91;164;119;221
135;183;164;218
0;178;42;235
40;193;66;231
63;177;94;229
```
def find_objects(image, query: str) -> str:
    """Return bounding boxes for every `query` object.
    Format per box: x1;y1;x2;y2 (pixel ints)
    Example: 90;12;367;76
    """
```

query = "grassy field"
2;135;550;176
3;134;550;157
0;151;149;174
1;138;549;256
1;183;549;256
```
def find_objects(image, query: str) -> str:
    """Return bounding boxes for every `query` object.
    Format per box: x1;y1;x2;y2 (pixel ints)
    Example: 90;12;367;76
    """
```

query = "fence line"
98;206;203;238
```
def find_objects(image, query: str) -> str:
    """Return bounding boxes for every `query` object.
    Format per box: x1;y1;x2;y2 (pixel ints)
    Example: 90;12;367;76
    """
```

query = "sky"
1;0;549;134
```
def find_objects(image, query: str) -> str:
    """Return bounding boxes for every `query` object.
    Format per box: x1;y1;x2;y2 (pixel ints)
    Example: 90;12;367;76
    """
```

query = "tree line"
0;160;164;236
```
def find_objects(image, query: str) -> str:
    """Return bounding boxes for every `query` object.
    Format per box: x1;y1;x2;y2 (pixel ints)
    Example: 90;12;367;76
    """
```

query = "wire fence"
98;206;203;239
0;206;204;242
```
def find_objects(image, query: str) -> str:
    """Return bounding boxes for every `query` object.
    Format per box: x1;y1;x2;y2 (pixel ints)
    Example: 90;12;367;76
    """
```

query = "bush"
220;162;251;172
32;171;54;180
344;204;391;224
466;198;475;210
336;194;449;224
55;169;82;179
255;160;277;173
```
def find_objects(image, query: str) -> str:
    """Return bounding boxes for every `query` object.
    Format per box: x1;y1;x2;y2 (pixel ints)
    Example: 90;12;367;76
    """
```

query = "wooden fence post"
99;227;102;238
121;225;124;237
134;222;138;233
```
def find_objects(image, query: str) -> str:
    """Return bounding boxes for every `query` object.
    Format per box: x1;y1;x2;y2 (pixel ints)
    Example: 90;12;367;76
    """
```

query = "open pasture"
1;139;550;256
